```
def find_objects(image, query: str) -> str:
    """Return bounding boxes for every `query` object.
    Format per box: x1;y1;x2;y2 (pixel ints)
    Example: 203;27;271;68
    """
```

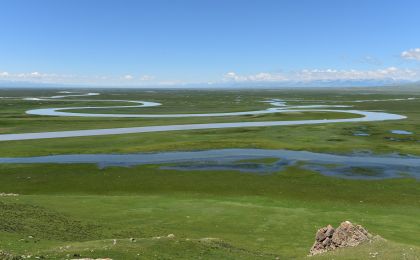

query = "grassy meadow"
0;87;420;259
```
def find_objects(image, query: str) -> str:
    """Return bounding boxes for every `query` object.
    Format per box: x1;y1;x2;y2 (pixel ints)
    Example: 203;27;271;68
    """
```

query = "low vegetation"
0;87;419;258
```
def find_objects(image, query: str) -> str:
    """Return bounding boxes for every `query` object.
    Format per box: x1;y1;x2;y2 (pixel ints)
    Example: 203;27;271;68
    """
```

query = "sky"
1;0;420;87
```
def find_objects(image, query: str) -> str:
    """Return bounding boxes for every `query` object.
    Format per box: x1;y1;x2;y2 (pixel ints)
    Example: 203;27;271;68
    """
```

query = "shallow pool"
391;130;413;135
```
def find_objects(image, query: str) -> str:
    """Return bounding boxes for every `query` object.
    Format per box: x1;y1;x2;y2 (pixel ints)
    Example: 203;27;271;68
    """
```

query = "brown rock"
315;228;327;242
322;237;331;246
309;221;375;256
325;225;335;237
331;221;370;247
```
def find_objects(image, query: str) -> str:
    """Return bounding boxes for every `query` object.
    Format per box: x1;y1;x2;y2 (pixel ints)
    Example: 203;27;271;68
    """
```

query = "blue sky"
1;0;420;86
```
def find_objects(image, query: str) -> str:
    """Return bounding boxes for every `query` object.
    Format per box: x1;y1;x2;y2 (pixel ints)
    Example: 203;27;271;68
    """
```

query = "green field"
1;87;420;259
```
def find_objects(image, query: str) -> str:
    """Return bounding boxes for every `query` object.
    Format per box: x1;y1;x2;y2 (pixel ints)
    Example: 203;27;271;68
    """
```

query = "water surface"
391;130;413;135
1;149;419;180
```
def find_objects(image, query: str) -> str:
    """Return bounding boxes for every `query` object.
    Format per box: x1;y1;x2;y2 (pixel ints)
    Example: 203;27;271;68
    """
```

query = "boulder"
309;221;374;256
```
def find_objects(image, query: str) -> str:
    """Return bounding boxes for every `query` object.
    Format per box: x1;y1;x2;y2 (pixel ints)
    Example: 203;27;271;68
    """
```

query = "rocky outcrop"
309;221;374;256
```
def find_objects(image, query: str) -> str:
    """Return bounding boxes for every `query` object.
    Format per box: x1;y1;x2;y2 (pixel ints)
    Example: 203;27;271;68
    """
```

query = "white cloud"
0;71;175;86
30;71;42;78
123;74;134;80
120;74;155;82
224;67;420;83
224;72;239;80
140;75;155;81
8;71;59;80
5;71;88;84
401;48;420;61
1;66;419;87
224;71;287;82
0;72;9;77
294;67;418;81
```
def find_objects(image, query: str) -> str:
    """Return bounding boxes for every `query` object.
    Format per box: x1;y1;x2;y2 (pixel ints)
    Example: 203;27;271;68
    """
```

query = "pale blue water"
353;132;370;136
0;149;419;180
391;130;413;135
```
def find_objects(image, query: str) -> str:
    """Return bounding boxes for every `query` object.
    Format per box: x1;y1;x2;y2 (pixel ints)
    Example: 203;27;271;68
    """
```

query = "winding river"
0;92;407;141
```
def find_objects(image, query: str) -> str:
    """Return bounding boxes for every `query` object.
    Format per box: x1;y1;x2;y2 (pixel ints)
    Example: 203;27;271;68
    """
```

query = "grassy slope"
0;165;420;258
314;239;420;259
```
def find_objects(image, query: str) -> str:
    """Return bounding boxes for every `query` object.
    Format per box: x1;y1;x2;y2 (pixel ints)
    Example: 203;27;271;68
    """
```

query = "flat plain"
1;87;420;259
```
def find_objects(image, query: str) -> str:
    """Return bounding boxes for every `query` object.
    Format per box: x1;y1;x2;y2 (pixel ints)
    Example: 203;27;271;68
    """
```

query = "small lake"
391;130;413;135
353;132;370;136
0;149;419;180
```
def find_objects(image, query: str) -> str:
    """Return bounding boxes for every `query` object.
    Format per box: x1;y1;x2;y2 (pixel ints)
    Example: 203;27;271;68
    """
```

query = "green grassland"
0;88;362;135
1;165;420;259
1;88;419;157
1;87;420;259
